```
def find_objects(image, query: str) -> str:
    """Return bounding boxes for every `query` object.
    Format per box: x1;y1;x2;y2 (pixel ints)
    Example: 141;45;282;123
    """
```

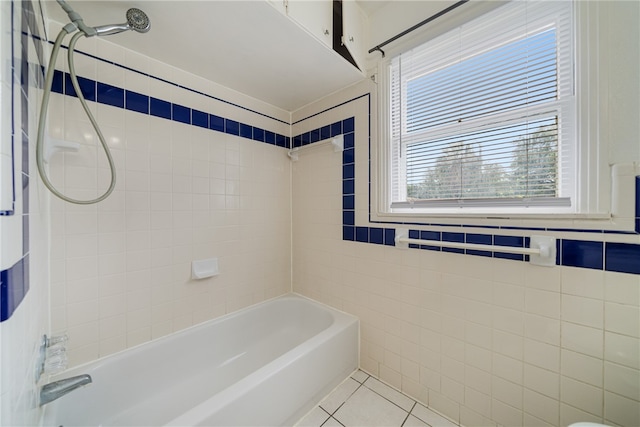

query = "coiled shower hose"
36;25;117;204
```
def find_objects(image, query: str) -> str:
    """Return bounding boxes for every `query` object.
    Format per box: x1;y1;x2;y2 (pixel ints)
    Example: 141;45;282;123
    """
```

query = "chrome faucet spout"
40;374;92;406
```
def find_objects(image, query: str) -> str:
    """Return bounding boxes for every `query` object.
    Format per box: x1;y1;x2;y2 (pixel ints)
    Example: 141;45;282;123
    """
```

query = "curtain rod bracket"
369;46;385;58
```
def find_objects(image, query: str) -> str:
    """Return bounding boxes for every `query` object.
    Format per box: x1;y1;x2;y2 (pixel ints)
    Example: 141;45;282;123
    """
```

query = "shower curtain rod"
367;0;469;58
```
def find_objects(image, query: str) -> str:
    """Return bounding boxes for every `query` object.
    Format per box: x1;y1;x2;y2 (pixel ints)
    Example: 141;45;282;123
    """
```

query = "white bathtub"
42;294;359;426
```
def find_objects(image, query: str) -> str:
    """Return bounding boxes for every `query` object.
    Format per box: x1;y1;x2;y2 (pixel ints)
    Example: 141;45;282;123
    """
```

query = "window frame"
371;0;620;226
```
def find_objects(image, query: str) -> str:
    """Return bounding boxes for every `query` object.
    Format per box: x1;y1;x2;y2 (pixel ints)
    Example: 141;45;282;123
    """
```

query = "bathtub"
42;294;359;426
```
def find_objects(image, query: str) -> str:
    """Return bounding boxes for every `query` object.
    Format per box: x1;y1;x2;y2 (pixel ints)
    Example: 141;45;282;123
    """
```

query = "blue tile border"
1;0;43;322
51;70;291;149
293;93;640;276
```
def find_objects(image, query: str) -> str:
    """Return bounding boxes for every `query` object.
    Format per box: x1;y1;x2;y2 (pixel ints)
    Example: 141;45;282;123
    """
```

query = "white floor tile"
322;417;344;427
411;403;458;427
351;369;370;384
403;415;429;427
295;406;331;427
320;377;361;414
364;377;416;412
333;386;410;427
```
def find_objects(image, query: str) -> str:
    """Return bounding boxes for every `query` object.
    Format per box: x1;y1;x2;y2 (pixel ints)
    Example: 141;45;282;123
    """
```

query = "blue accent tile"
275;134;286;148
442;232;464;242
293;135;302;148
605;242;640;274
343;179;354;195
150;97;171;119
286;137;291;149
301;132;310;146
466;234;493;257
225;120;239;136
343;148;355;164
343;117;355;133
51;69;64;94
125;90;149;114
265;131;275;145
310;128;320;143
239;123;252;138
636;176;640;232
172;104;191;124
343;226;355;241
65;74;96;101
1;257;28;322
253;127;265;142
344;133;355;150
442;231;464;254
384;228;396;246
330;121;342;137
209;114;224;132
343;195;355;210
495;252;524;261
495;235;524;247
97;82;124;108
192;109;208;128
343;210;355;226
343;164;355;180
420;230;441;251
370;227;384;245
562;240;604;270
356;227;369;243
320;125;331;140
408;230;420;249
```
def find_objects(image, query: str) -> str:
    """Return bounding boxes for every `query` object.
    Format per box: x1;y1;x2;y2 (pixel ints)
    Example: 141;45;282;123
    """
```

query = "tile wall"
46;19;292;367
291;59;639;427
0;0;51;425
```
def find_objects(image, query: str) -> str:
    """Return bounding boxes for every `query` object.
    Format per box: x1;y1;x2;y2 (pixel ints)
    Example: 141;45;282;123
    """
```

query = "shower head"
125;8;151;33
93;7;150;36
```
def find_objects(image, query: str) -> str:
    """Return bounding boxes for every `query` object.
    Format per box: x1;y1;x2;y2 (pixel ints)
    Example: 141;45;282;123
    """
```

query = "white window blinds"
390;0;575;210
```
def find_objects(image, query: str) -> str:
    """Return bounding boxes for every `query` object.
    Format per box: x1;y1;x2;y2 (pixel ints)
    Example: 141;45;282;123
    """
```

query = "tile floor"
295;370;459;427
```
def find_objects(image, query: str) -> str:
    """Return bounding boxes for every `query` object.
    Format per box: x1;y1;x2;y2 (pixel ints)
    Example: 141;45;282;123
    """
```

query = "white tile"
604;391;640;427
492;376;523;410
320;377;361;414
562;294;604;329
605;302;640;337
523;389;559;426
604;331;640;369
524;364;559;399
561;349;603;387
604;362;640;401
411;403;458;427
295;406;330;427
560;376;603;417
333;386;409;427
561;322;603;358
403;415;428;427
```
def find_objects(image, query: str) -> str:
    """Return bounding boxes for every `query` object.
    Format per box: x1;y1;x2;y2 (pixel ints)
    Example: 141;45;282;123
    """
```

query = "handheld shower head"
93;8;150;36
126;8;151;33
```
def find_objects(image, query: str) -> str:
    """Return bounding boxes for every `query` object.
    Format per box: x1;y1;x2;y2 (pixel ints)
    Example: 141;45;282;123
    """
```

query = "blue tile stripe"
2;0;41;322
50;70;291;149
292;95;640;276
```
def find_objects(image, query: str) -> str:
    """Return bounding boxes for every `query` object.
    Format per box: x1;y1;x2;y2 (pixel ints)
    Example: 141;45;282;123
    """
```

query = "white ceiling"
43;0;382;112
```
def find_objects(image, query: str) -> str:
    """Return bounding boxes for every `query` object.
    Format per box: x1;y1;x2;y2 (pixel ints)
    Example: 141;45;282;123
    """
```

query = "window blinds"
390;0;574;209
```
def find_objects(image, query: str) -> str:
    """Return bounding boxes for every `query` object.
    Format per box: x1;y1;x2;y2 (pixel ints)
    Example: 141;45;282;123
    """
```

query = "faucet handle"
44;353;68;374
46;333;69;347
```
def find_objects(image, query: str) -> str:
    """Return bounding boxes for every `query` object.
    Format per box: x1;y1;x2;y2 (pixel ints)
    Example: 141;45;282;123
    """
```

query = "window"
383;0;576;215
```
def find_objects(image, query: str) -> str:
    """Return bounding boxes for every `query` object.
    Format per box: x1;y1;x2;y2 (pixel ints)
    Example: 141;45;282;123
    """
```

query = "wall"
46;20;292;367
0;0;51;425
292;2;640;427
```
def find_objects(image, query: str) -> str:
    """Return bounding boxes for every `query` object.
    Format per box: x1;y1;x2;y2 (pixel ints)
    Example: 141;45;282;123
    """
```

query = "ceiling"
43;1;384;112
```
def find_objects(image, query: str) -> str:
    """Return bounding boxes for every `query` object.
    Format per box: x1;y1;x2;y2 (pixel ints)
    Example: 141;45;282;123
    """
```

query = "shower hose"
36;25;117;204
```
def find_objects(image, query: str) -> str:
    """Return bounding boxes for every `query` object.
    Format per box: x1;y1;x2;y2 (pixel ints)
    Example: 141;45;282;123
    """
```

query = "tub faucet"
40;374;92;406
